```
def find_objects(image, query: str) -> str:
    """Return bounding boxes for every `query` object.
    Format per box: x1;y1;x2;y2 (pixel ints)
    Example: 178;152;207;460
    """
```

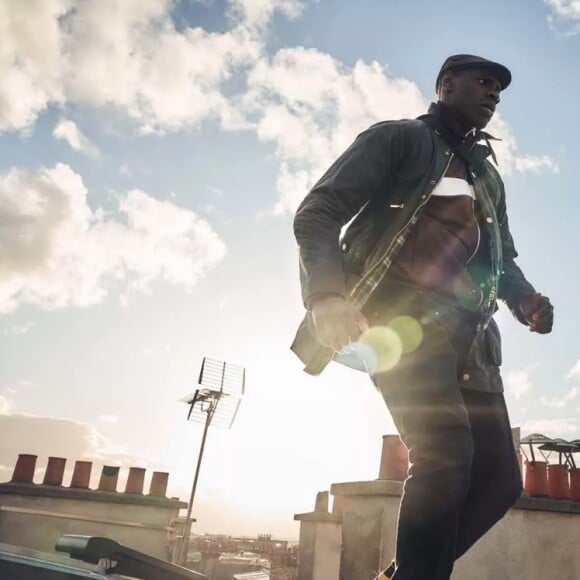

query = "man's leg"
454;390;523;558
373;319;474;580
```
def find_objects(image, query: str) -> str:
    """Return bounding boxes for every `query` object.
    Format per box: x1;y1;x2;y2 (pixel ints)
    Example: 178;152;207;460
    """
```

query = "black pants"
369;295;523;580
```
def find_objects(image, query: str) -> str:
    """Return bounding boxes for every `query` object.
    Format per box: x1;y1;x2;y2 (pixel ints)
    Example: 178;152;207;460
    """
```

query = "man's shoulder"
365;118;430;137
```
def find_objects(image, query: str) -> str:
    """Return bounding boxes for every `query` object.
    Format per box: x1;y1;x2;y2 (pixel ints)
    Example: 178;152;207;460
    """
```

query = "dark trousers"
369;297;523;580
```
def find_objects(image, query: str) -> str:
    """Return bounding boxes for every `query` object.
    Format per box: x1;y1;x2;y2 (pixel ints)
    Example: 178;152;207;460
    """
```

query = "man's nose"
488;87;500;104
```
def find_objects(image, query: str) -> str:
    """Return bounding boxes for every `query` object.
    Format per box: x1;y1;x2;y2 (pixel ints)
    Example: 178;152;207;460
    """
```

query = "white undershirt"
431;177;474;199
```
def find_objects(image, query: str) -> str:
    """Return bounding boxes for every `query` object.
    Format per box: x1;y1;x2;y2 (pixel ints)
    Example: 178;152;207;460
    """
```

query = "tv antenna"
177;358;245;566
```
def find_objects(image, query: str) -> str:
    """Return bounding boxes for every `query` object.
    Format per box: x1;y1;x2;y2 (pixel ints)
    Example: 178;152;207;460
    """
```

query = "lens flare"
388;315;423;354
357;326;403;374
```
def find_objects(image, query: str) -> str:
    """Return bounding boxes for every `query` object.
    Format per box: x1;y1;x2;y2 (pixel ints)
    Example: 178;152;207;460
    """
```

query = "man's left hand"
519;293;554;334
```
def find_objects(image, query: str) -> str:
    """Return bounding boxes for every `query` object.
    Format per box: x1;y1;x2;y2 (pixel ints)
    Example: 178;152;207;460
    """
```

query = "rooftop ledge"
329;480;580;515
0;482;187;509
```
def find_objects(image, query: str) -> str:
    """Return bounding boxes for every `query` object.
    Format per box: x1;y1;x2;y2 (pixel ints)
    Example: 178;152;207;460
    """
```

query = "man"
290;55;553;580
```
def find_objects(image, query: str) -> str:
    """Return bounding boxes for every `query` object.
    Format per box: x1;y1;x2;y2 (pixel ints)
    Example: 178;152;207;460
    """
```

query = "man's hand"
310;295;370;351
519;293;554;334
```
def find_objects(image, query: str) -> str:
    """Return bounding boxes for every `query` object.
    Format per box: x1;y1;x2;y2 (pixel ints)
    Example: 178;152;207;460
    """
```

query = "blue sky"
0;0;578;540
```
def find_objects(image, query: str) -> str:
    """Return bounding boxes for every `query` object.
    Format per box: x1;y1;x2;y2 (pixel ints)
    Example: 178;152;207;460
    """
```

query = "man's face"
442;67;502;129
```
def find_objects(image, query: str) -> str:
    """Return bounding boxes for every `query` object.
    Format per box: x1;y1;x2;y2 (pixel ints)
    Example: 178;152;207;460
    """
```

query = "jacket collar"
424;102;500;166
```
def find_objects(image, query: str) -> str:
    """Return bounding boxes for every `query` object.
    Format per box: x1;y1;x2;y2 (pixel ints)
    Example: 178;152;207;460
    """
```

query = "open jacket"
291;107;535;391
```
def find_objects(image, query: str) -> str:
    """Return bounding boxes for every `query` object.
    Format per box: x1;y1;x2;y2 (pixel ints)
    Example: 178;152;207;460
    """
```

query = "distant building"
189;533;297;580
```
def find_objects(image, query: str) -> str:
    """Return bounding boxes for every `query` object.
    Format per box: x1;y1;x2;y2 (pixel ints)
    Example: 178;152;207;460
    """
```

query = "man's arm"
496;189;553;333
293;122;406;351
294;122;405;307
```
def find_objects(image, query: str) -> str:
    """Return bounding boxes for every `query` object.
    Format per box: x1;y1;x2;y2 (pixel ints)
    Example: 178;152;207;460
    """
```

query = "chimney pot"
379;434;409;481
70;461;92;489
125;467;146;494
43;457;66;486
98;465;120;492
12;454;38;483
149;471;169;497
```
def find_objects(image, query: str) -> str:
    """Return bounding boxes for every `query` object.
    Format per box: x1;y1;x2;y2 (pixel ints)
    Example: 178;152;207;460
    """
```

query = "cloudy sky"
0;0;579;540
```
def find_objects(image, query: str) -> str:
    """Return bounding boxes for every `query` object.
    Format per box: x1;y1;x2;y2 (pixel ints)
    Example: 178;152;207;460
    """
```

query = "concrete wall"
0;484;184;561
295;480;580;580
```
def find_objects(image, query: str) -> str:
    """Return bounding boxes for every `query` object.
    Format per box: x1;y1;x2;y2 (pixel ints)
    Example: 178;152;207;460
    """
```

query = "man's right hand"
310;294;370;352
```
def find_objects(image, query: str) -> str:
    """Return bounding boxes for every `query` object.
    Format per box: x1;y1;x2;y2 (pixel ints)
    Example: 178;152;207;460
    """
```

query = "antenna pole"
178;398;216;566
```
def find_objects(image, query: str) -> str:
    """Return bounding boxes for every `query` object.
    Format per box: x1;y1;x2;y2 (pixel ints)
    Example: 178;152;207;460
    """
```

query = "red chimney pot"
149;471;169;497
125;467;146;495
43;457;66;486
12;454;37;483
70;461;92;489
98;465;120;492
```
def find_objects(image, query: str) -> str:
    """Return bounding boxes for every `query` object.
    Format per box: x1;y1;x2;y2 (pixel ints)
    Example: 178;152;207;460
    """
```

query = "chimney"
125;467;146;495
12;454;37;483
379;434;409;481
149;471;169;497
98;465;120;492
70;461;92;489
43;457;66;486
314;491;329;512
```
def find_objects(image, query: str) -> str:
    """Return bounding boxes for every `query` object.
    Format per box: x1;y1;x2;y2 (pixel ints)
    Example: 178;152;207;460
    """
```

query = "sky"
0;0;579;541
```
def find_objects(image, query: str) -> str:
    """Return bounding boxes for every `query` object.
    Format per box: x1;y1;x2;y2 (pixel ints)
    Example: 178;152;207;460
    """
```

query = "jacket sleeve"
496;184;536;325
293;122;405;308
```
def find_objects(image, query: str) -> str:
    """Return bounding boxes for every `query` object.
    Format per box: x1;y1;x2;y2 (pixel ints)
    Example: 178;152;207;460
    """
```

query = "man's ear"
439;72;455;100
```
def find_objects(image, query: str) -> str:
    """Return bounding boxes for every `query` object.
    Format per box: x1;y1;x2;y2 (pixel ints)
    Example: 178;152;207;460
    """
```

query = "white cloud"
487;114;560;175
505;369;533;400
244;47;428;213
228;0;306;29
522;417;578;437
0;0;559;212
541;386;579;408
0;0;70;131
0;395;11;415
0;163;226;312
566;358;580;381
97;414;120;424
545;0;580;34
53;119;100;158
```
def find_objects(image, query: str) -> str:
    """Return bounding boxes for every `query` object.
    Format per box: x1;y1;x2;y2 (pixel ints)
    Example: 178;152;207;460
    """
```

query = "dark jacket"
290;107;535;390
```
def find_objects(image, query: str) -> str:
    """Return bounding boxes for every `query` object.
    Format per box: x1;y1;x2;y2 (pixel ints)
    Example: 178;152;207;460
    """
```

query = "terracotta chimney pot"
149;471;169;497
12;454;37;483
43;457;66;486
379;434;409;481
125;467;146;494
98;465;120;492
70;461;92;489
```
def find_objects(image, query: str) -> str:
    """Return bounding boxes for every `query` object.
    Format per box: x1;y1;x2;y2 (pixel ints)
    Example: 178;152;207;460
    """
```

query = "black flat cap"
436;54;512;91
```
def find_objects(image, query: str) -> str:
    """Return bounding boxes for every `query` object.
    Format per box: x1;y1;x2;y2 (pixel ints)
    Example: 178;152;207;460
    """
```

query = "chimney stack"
125;467;146;495
149;471;169;497
12;454;37;483
315;491;329;512
43;457;66;486
98;465;120;492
